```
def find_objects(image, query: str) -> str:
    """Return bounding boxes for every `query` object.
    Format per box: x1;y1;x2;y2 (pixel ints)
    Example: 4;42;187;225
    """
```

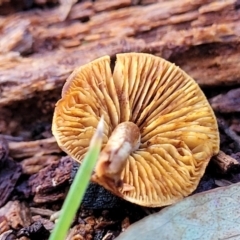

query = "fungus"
52;53;219;207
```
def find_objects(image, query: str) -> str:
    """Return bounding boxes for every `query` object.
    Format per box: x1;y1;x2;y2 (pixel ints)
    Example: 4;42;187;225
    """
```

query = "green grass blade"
49;116;104;240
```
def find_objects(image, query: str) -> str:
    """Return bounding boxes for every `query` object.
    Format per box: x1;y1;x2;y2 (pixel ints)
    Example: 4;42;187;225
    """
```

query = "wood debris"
28;156;73;203
0;216;9;235
0;138;22;207
0;19;33;54
0;158;22;207
0;230;16;240
210;88;240;113
21;155;60;175
94;0;131;12
213;150;240;174
0;136;9;164
31;215;54;231
0;201;32;230
17;221;50;239
8;137;61;159
121;217;130;231
0;0;239;111
0;0;240;239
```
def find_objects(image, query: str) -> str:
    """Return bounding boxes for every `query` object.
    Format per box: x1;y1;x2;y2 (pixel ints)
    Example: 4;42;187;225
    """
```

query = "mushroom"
52;53;220;207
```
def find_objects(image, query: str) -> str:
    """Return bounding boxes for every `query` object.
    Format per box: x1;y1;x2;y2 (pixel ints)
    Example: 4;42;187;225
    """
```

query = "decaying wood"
20;155;60;175
8;137;61;159
0;19;33;54
17;221;50;239
0;0;240;111
121;217;130;232
1;28;240;109
0;38;145;108
31;215;54;231
94;0;131;12
210;88;240;113
1;1;240;239
170;41;240;87
230;119;240;134
66;220;96;240
30;207;54;217
29;156;73;203
213;150;240;174
0;201;32;229
0;157;22;207
0;136;9;164
0;88;60;136
0;230;14;240
0;216;9;235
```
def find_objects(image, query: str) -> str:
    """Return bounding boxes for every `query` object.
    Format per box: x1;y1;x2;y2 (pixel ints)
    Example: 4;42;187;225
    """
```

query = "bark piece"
14;178;32;201
93;0;131;12
212;150;240;174
0;216;10;235
0;136;9;165
67;2;94;21
28;156;73;203
0;0;239;107
8;137;61;159
0;1;93;24
66;223;93;240
210;88;240;113
0;158;22;207
88;0;239;44
20;155;60;175
0;38;145;108
30;208;54;218
0;24;239;110
121;217;130;232
230;119;240;133
32;215;54;231
17;221;50;240
0;0;239;54
58;0;77;21
0;16;239;105
0;230;16;240
0;201;32;230
0;19;33;54
168;41;240;87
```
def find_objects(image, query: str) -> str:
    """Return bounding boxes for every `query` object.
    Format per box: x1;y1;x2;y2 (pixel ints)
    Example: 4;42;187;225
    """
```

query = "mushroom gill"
52;53;220;207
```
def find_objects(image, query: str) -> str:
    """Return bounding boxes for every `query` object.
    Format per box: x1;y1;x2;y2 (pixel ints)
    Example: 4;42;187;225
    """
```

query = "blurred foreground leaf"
116;183;240;240
49;116;104;240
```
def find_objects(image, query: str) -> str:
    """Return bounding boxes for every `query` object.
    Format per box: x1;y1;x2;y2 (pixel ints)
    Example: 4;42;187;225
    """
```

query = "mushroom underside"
52;53;219;207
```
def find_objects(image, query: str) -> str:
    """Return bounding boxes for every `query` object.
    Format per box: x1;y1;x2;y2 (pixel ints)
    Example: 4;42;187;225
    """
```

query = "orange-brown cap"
52;53;219;207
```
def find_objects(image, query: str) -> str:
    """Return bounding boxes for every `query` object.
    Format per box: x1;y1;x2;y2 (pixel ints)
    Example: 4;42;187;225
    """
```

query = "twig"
30;207;54;217
212;150;240;174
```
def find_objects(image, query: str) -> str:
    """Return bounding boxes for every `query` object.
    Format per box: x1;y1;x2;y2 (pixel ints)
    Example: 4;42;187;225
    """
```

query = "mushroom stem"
92;122;141;190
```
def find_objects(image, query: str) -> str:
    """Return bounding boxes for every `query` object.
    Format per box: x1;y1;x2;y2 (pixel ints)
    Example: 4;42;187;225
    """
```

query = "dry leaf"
116;183;240;240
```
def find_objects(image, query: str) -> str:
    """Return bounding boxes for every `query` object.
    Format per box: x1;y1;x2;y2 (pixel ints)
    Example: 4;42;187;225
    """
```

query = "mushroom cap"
52;53;220;207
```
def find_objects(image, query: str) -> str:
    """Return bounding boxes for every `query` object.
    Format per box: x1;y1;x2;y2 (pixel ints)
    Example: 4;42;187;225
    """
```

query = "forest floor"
0;0;240;239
